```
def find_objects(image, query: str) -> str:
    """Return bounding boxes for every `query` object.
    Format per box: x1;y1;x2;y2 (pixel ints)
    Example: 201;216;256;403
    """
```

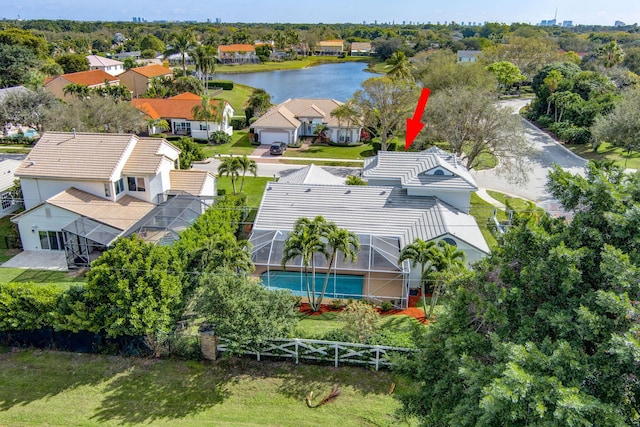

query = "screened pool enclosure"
250;230;412;308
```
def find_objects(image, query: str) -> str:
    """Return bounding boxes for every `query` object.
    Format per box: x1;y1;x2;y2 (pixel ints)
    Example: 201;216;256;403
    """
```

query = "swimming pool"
260;270;364;300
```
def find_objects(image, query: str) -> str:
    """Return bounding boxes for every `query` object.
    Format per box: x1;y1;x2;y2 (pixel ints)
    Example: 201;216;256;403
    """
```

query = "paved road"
471;99;586;210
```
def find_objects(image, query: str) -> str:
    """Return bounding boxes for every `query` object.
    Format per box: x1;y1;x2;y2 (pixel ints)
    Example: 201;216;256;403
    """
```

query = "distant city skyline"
6;0;639;26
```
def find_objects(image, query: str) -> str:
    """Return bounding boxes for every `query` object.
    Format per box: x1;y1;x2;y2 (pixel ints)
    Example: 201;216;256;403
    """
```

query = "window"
1;192;12;210
199;123;208;131
433;169;445;176
127;177;146;192
104;183;111;198
338;129;351;143
115;178;125;195
441;237;457;247
39;231;65;251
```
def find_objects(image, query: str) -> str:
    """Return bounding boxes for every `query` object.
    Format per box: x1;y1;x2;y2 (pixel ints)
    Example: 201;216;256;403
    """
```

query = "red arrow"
405;87;431;151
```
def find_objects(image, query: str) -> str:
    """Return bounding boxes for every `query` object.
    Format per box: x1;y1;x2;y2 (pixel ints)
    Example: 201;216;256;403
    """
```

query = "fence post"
375;346;380;371
295;339;299;365
334;343;339;368
257;351;260;361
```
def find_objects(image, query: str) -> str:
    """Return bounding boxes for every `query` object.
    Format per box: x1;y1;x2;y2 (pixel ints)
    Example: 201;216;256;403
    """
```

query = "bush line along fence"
215;337;414;371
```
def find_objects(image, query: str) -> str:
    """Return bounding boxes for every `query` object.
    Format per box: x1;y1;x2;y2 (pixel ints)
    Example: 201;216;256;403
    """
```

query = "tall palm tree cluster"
281;216;360;312
217;155;258;195
398;238;466;319
191;94;222;141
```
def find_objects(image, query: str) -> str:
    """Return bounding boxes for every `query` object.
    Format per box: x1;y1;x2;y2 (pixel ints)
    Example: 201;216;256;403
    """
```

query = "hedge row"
207;80;234;90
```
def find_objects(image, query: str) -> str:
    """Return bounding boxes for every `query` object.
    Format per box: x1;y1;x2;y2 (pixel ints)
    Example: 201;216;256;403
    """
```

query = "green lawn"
201;131;256;157
211;83;253;113
0;349;416;427
215;56;372;74
470;192;501;249
0;144;31;154
564;141;640;169
296;312;425;342
216;175;272;209
283;143;373;160
486;190;541;213
0;268;86;288
0;215;19;262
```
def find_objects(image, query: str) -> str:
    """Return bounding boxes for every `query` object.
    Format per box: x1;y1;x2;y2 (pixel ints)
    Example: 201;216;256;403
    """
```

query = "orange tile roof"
131;95;224;121
49;70;119;87
170;92;201;101
218;44;256;53
130;64;173;78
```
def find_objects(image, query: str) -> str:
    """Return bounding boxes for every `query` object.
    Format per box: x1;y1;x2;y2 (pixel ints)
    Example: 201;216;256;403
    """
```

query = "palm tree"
166;30;196;76
384;51;414;81
147;118;169;134
244;89;272;119
596;40;625;68
193;44;217;89
237;155;257;193
398;238;439;315
191;94;217;141
427;241;466;319
330;102;358;144
217;156;242;194
63;83;90;99
317;224;359;308
195;233;254;274
281;216;329;311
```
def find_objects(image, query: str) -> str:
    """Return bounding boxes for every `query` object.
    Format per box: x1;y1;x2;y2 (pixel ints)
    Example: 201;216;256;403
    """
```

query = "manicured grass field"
215;56;372;74
470;192;501;249
0;215;19;263
296;312;424;341
216;175;272;209
211;83;254;113
564;141;640;169
201;131;256;157
0;268;86;287
0;349;416;427
284;143;373;160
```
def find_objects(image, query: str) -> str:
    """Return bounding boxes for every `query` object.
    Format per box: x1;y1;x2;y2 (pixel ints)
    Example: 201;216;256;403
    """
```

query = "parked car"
270;141;287;155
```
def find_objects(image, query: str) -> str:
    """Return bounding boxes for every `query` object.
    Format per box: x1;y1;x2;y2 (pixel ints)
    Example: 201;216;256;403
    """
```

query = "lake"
215;62;374;103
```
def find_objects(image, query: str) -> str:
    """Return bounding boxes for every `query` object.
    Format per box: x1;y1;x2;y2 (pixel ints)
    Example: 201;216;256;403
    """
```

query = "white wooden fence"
216;337;414;371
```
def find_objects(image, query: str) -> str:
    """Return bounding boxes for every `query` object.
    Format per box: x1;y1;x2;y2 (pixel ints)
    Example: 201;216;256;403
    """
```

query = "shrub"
217;188;227;196
207;80;234;90
0;283;61;331
209;130;232;144
549;121;591;144
534;115;554;129
380;301;393;312
330;299;345;309
337;300;381;344
230;116;247;130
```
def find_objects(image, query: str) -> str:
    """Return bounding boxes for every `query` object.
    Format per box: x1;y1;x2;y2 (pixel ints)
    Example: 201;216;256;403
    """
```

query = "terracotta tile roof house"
217;44;259;64
86;55;124;76
251;98;361;146
249;147;489;309
44;70;120;100
13;131;216;268
314;40;344;56
131;92;234;139
119;65;173;97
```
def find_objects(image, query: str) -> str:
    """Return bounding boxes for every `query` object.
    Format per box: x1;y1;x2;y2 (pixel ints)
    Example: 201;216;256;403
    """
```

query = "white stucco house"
131;92;234;139
250;98;361;146
13;132;216;268
249;147;489;309
86;55;125;76
0;159;23;217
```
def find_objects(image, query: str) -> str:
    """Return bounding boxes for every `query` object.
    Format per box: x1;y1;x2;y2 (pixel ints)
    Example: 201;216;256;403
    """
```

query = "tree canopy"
397;161;640;426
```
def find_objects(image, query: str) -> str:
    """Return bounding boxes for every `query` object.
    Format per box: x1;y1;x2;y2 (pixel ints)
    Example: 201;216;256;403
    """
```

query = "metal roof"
252;182;488;251
362;147;478;191
278;164;346;186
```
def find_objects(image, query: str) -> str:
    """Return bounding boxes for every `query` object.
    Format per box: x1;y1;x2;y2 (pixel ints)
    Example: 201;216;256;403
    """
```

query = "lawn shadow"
0;350;131;411
91;359;235;424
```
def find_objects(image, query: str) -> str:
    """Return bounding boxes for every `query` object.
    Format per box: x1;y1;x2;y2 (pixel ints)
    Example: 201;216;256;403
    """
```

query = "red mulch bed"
298;303;429;325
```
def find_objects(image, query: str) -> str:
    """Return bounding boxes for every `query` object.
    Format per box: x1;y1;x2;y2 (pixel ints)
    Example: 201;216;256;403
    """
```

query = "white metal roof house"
250;98;361;146
0;159;23;217
249;147;489;309
12;132;216;268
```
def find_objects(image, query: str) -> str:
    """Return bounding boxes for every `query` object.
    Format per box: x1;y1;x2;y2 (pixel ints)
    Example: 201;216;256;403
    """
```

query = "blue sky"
7;0;639;26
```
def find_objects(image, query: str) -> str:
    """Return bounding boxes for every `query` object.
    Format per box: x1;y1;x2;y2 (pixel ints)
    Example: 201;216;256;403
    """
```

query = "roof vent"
29;161;36;166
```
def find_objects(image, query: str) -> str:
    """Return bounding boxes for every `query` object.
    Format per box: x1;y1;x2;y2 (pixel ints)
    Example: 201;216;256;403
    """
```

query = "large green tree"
83;236;183;338
420;87;532;184
173;136;205;169
348;76;419;151
194;272;298;354
166;30;195;76
0;44;41;88
55;54;90;74
591;87;640;161
396;161;640;426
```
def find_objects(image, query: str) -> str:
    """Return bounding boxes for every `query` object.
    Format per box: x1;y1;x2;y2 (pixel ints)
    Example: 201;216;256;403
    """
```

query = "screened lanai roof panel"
62;217;121;246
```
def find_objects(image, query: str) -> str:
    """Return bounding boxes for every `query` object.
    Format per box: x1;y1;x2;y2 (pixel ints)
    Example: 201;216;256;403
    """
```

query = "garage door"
259;130;289;145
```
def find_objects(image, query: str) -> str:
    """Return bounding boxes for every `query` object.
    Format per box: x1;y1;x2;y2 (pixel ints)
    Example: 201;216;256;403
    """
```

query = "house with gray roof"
12;131;215;268
278;164;346;186
251;98;361;146
249;147;489;308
